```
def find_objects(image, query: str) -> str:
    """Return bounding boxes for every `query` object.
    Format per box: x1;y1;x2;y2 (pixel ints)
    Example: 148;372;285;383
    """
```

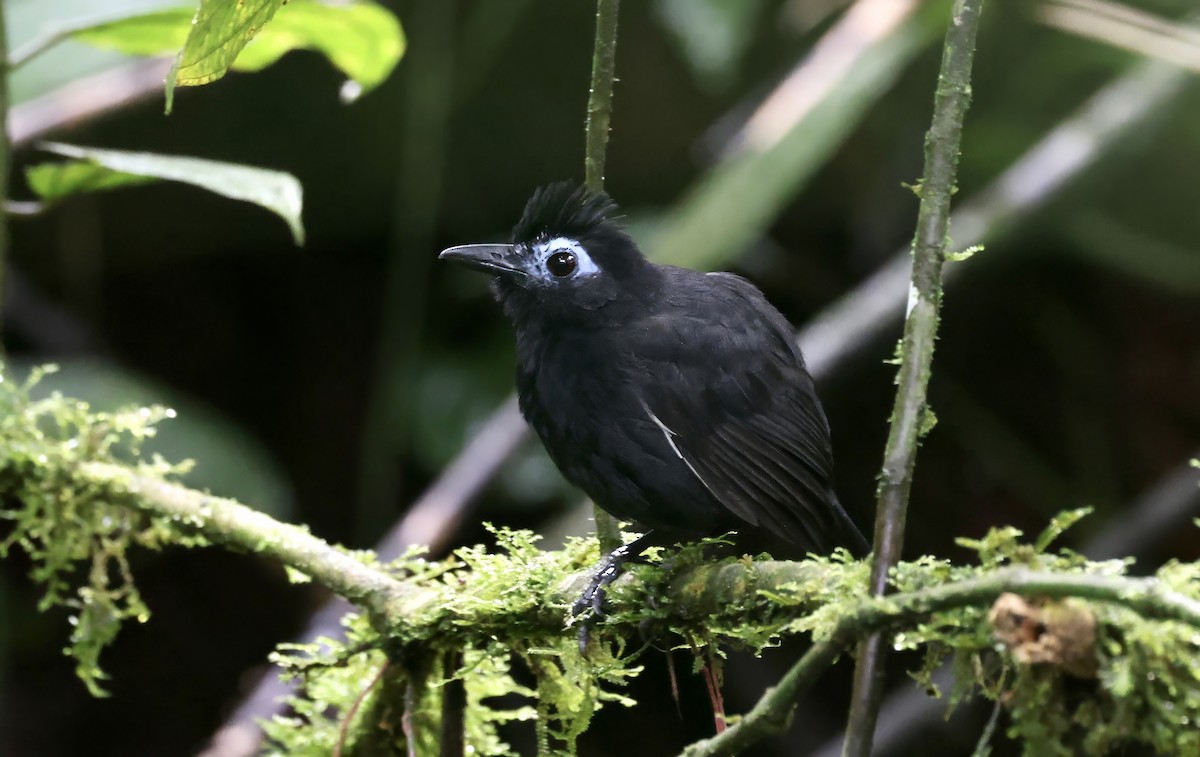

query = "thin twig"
970;679;1005;757
584;0;620;193
768;53;1191;377
844;2;987;755
682;636;845;757
583;0;623;552
333;662;389;757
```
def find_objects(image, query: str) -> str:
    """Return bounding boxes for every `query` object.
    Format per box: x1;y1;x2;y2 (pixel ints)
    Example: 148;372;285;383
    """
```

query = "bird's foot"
571;547;629;651
571;535;658;651
571;555;624;618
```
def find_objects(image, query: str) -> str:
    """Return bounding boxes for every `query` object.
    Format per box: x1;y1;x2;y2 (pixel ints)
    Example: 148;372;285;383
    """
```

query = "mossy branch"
681;568;1200;757
846;1;987;753
6;372;1200;754
77;462;412;619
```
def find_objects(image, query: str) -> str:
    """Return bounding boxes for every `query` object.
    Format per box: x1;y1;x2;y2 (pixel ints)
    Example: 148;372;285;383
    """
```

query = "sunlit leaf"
29;143;305;245
165;0;403;108
7;0;182;106
169;0;286;95
68;8;192;58
49;2;403;110
231;0;405;100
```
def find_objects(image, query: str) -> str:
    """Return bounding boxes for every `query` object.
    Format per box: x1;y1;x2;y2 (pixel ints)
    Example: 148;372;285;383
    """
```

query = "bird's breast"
516;332;626;432
510;324;744;536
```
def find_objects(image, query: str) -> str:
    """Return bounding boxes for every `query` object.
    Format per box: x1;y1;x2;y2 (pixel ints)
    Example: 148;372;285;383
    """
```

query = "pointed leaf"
41;3;402;110
164;0;402;107
30;143;305;245
229;0;404;98
170;0;287;92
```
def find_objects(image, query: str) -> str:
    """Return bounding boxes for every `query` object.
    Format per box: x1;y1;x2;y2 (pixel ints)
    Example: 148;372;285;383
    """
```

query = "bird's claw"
571;562;618;616
570;534;661;653
571;563;621;652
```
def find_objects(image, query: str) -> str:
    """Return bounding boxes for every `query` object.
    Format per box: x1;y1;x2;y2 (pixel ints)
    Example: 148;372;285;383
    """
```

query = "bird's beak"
438;244;525;278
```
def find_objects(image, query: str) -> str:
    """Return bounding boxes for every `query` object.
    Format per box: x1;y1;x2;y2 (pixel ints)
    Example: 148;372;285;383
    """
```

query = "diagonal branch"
78;462;411;618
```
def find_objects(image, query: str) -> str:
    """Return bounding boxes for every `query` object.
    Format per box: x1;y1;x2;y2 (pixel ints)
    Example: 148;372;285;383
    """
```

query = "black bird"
440;183;868;618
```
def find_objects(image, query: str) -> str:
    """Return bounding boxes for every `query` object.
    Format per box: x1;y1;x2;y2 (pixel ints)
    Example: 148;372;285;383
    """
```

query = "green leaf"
29;143;305;245
67;8;193;58
1034;508;1093;553
29;3;403;112
165;0;403;108
169;0;287;94
230;0;405;100
26;160;157;198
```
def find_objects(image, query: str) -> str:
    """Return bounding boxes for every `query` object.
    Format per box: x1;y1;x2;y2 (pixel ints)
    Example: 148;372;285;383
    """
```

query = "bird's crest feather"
511;182;620;245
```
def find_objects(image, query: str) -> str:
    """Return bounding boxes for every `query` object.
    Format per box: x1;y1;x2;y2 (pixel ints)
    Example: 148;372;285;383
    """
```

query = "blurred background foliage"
0;0;1198;755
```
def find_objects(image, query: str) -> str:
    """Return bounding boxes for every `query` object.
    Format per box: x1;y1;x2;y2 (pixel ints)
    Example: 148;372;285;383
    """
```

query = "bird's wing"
634;272;862;554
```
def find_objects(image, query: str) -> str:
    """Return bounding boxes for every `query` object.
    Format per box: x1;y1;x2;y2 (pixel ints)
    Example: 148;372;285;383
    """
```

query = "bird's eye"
546;251;578;278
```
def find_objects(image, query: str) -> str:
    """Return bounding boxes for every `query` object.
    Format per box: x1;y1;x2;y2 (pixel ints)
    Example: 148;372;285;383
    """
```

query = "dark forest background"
1;0;1198;754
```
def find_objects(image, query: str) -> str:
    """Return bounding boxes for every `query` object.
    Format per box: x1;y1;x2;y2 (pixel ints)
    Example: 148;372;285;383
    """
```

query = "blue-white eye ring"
533;236;599;277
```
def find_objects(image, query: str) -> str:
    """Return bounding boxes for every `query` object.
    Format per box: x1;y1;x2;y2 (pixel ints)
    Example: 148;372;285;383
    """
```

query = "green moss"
0;364;200;695
4;363;1200;754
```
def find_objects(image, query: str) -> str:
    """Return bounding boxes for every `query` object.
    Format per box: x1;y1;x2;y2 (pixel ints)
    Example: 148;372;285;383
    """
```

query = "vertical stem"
583;0;622;552
584;0;619;193
401;649;433;757
0;0;11;349
438;650;466;757
842;1;986;755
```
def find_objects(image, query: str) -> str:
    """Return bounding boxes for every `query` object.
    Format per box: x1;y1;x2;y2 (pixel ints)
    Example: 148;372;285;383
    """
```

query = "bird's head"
439;182;653;325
